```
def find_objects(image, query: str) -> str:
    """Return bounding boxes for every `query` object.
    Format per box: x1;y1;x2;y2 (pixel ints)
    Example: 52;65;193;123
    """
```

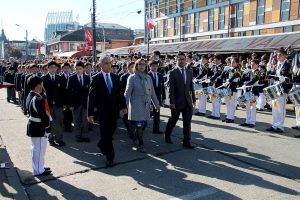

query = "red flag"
146;16;156;30
37;43;41;54
84;27;93;47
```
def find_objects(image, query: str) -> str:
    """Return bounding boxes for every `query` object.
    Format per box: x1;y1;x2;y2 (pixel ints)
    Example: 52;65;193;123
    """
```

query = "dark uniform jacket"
210;64;225;88
42;74;65;108
148;71;166;103
26;92;51;137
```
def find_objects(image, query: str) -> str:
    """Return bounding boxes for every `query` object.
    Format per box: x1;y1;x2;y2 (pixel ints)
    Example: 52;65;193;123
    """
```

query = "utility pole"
25;30;28;60
227;0;231;38
144;0;147;45
92;0;97;63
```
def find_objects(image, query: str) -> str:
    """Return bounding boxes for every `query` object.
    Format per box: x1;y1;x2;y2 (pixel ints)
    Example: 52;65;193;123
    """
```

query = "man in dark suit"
42;61;66;147
148;60;166;134
60;62;73;132
164;52;196;149
88;56;126;167
67;61;91;142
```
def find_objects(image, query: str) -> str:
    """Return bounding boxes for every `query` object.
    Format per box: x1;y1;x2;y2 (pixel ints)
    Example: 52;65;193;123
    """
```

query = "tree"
5;45;23;59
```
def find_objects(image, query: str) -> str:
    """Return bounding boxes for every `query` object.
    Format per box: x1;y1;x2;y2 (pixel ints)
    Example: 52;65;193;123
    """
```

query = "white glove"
241;85;247;90
224;82;230;87
279;76;286;82
205;79;211;84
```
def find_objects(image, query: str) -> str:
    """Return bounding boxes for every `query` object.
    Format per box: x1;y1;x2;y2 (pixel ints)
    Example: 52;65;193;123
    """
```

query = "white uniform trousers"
225;92;237;120
236;90;242;105
256;93;266;110
245;97;258;125
295;85;300;128
271;94;287;131
198;93;207;114
31;134;48;175
211;96;221;118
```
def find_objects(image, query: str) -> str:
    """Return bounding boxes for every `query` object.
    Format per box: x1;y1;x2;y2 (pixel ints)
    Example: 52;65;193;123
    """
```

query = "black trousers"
7;87;16;101
122;113;131;133
165;105;193;144
153;110;160;131
63;108;73;130
98;114;117;161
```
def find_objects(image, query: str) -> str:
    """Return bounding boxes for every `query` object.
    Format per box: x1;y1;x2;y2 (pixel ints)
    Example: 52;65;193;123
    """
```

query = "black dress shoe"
35;170;52;176
106;160;114;168
222;118;228;122
56;141;66;147
195;112;205;116
213;116;221;120
248;124;255;128
44;167;51;171
266;127;276;132
294;135;300;138
182;143;195;149
226;119;234;123
153;130;163;134
207;115;215;119
165;137;173;144
275;128;284;133
240;123;249;127
292;126;300;130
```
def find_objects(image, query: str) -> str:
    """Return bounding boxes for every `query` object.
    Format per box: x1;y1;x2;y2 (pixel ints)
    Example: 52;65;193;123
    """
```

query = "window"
156;0;160;18
207;0;217;5
219;7;225;30
194;12;199;32
192;0;197;9
211;34;216;39
176;0;180;13
209;9;214;31
240;31;246;36
222;33;227;38
185;14;191;34
281;0;290;21
154;26;158;38
163;19;168;36
284;26;292;32
257;0;265;25
237;3;243;27
150;2;153;18
253;30;259;35
165;0;170;15
174;17;178;35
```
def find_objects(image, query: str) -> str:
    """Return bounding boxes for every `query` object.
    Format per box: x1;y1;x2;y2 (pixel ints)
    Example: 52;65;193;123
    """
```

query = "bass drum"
288;87;300;106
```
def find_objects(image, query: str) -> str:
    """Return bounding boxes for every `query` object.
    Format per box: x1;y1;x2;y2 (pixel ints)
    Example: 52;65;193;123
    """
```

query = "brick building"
146;0;300;43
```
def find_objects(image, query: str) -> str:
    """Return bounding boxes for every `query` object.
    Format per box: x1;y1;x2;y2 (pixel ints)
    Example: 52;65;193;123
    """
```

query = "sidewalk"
0;136;28;200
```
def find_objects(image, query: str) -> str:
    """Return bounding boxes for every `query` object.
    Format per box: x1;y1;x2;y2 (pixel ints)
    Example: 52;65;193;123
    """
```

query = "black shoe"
207;115;215;119
153;130;163;134
226;119;234;123
56;141;66;147
35;170;52;176
266;127;276;132
222;118;228;122
65;128;72;132
195;112;205;116
106;160;114;168
49;141;57;146
292;126;300;130
44;167;51;171
257;109;264;111
294;135;300;138
248;124;255;128
213;116;221;120
240;123;249;127
275;128;284;133
165;137;173;144
182;143;195;149
82;138;91;142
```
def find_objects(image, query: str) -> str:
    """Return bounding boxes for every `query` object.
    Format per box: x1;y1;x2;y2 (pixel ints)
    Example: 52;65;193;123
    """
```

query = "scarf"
136;71;150;100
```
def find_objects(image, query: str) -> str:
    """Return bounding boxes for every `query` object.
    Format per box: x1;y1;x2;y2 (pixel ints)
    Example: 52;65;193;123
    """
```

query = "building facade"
44;11;80;42
146;0;300;43
47;23;134;56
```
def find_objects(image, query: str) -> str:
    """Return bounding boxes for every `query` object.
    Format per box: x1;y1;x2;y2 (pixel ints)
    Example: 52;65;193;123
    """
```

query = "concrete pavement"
0;89;300;199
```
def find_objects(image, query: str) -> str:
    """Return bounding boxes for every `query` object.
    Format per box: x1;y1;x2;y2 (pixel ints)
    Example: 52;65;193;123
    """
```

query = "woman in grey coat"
124;58;160;153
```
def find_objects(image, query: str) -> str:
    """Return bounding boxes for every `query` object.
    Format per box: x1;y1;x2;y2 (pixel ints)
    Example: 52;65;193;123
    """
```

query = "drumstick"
237;84;265;90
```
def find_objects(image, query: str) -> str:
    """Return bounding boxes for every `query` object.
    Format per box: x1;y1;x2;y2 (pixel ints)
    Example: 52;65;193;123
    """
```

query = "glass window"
192;0;197;9
185;14;191;34
194;12;199;32
174;17;178;35
219;7;225;30
284;26;292;32
176;0;180;13
211;34;216;39
257;0;265;25
207;0;217;5
281;0;290;21
209;9;214;31
156;0;160;18
165;0;170;15
237;3;243;28
163;19;168;36
253;30;259;35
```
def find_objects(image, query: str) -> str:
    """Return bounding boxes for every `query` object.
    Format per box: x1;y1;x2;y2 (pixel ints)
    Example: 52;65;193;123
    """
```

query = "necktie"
51;75;55;82
106;74;112;94
79;76;83;87
181;68;185;84
153;73;157;87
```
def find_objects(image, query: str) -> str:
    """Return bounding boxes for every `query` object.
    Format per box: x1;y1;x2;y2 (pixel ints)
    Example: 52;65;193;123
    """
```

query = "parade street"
0;89;300;200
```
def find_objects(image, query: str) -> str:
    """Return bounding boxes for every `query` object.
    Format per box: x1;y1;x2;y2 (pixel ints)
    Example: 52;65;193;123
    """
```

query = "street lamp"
15;24;28;60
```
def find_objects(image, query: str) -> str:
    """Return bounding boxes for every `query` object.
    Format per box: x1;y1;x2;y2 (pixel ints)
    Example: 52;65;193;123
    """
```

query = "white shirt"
102;71;113;89
276;60;286;77
49;74;55;81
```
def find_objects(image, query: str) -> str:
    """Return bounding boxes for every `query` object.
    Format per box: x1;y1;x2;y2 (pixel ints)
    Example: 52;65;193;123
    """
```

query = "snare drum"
288;87;300;106
237;92;256;106
263;83;284;102
194;83;202;98
202;86;213;95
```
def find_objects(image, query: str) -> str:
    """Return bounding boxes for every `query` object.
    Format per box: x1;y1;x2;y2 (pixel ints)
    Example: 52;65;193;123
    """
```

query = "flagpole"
147;31;150;61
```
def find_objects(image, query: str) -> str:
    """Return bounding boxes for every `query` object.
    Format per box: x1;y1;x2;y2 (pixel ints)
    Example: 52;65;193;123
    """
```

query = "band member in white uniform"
291;56;300;132
266;48;292;133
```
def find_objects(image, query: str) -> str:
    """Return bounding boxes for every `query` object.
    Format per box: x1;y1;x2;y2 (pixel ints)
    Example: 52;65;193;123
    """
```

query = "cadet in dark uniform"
26;76;52;176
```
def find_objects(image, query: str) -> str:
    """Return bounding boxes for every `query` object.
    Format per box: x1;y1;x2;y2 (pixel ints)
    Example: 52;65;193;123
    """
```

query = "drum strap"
297;108;300;115
273;100;277;108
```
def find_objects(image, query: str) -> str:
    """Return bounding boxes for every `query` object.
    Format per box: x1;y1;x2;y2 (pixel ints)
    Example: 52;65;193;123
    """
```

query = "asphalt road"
0;89;300;200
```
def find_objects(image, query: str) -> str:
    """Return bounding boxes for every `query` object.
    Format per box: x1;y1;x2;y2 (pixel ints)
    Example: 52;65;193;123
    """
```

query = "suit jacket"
42;74;65;108
14;72;23;91
66;74;90;109
60;73;69;105
168;67;196;110
148;71;166;103
88;72;123;120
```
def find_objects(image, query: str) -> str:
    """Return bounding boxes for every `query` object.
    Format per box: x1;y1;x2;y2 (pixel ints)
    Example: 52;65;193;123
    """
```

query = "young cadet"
26;76;52;176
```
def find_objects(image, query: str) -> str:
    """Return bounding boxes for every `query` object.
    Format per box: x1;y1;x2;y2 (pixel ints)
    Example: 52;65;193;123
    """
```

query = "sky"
0;0;145;41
